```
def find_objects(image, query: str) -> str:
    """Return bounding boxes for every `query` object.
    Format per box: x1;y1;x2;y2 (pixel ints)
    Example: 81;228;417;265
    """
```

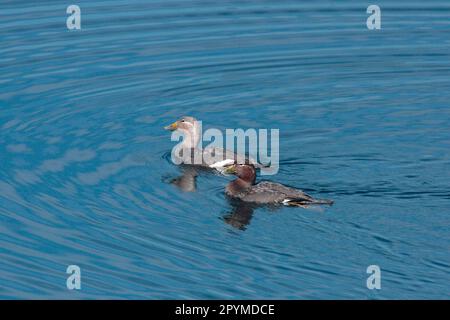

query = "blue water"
1;0;450;299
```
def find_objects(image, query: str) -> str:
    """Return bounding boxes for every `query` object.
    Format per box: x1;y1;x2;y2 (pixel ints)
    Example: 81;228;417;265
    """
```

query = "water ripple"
1;0;450;299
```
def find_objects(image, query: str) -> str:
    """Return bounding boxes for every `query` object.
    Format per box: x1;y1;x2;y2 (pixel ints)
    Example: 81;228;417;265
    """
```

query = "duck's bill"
223;165;237;174
164;122;178;131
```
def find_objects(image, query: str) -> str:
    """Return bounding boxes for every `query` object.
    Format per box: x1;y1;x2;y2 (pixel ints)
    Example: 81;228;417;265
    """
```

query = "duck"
164;116;259;171
224;164;333;207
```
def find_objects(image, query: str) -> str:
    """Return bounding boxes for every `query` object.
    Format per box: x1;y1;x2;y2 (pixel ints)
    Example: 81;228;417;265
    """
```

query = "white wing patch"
209;159;235;174
209;159;235;169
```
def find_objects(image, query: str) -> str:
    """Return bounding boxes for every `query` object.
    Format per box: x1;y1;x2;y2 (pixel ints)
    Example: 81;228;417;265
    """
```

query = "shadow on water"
162;165;199;192
161;158;257;230
222;198;256;231
162;166;257;231
162;159;332;231
221;196;330;231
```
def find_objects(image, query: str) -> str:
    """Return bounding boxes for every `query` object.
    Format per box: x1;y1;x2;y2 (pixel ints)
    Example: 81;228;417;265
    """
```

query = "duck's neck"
180;123;200;149
228;178;252;194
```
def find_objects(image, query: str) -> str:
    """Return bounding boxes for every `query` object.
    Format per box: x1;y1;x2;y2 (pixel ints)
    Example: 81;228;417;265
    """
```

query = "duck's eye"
181;119;185;122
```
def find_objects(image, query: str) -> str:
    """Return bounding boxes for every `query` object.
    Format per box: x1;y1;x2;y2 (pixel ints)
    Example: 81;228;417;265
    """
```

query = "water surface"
1;0;450;299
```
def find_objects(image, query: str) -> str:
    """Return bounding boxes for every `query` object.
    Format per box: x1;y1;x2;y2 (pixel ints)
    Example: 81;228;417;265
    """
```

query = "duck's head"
224;164;256;184
164;116;201;148
164;116;198;133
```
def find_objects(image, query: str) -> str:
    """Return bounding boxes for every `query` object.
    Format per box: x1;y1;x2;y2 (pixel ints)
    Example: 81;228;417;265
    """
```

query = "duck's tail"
283;197;334;207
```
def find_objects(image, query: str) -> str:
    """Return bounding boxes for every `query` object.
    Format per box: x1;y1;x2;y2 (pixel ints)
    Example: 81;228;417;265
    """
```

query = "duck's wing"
240;181;310;204
172;148;210;167
203;147;259;168
243;181;333;206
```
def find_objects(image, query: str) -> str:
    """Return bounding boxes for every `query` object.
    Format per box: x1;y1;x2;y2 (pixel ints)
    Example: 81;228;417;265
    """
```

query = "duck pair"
165;116;333;207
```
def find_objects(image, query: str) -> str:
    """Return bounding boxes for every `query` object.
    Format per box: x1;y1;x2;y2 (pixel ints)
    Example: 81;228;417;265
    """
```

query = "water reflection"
167;165;199;192
164;164;329;231
164;164;257;230
223;199;256;230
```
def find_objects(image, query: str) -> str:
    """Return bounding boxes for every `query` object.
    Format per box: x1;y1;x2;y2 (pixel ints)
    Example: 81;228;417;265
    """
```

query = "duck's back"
174;147;258;168
203;146;258;166
238;181;313;204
